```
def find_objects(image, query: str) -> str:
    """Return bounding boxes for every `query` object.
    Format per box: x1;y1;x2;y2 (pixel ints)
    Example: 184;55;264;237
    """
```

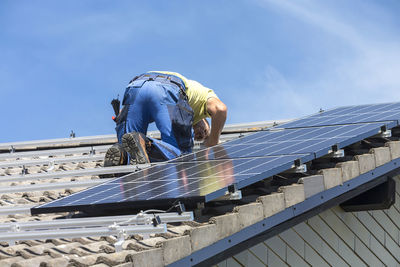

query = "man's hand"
205;97;227;147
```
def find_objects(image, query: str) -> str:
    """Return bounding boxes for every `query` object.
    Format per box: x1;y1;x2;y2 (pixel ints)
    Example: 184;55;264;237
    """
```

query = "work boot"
101;143;127;178
122;132;151;164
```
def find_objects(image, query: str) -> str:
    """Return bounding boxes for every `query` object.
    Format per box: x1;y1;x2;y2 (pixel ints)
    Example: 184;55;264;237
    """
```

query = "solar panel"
32;102;400;215
175;122;392;160
280;102;400;128
32;154;309;214
315;102;400;117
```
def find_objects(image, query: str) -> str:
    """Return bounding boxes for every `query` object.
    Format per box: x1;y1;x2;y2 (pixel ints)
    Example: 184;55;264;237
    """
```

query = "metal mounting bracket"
111;224;126;252
328;144;345;158
379;125;391;138
89;146;96;155
47;160;55;171
213;184;242;201
21;165;28;175
285;159;307;173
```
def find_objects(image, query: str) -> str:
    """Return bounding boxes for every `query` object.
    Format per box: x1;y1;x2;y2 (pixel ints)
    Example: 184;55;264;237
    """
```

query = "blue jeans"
115;78;194;161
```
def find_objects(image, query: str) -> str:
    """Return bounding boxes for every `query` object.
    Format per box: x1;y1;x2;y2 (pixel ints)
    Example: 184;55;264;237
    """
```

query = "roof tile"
38;256;70;267
209;213;240;239
69;253;108;267
233;202;264;229
95;250;135;266
186;223;218;251
156;235;192;265
10;255;52;267
125;248;163;267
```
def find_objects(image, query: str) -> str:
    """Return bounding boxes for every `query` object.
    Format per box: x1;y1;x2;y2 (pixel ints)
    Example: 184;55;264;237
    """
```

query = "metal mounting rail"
0;134;249;161
0;135;117;151
1;224;167;245
0;179;112;194
0;205;34;215
0;212;193;231
0;164;154;183
0;145;110;160
0;211;194;247
0;120;286;151
0;154;104;169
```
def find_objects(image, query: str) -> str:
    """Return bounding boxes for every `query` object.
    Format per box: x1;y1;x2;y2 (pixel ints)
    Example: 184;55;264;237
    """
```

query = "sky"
1;0;400;142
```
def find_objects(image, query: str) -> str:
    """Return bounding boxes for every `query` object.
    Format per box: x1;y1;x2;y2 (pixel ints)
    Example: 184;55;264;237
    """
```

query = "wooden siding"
217;175;400;267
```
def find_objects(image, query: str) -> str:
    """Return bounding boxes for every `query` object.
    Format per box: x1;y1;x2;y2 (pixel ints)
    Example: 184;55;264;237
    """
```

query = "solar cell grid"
280;103;400;128
225;122;391;146
34;154;308;211
318;102;400;117
32;102;400;214
175;122;389;161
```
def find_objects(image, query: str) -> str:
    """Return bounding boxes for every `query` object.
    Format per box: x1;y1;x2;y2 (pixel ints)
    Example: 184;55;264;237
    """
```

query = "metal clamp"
285;159;307;173
379;125;392;138
328;144;345;158
214;184;242;201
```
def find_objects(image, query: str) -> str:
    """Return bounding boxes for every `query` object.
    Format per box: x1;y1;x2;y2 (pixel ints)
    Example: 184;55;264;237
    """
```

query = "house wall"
216;175;400;267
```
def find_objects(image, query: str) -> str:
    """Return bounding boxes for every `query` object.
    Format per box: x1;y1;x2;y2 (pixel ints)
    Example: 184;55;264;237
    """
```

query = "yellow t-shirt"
148;71;218;125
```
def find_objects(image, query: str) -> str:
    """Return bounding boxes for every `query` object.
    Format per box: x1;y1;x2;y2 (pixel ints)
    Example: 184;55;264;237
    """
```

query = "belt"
129;72;187;97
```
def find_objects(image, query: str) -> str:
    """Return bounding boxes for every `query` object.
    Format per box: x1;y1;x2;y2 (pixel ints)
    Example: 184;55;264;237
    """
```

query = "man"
104;71;227;167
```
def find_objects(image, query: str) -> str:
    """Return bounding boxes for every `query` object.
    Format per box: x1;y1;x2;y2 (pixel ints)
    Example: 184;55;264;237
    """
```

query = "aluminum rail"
0;130;159;151
0;205;34;215
0;154;104;169
0;135;117;151
0;212;193;231
0;164;153;183
0;179;112;194
0;145;110;160
0;133;248;168
0;224;167;244
0;120;289;151
0;135;239;161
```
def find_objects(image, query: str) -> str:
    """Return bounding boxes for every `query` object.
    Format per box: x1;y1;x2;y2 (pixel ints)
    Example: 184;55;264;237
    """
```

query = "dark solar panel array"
281;102;400;128
32;102;400;214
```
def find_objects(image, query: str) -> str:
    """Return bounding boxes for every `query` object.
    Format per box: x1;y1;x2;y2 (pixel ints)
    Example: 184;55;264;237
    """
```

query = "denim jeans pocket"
171;97;194;152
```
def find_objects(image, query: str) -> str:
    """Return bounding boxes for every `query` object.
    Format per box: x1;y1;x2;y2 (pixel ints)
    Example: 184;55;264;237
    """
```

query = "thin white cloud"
252;0;400;118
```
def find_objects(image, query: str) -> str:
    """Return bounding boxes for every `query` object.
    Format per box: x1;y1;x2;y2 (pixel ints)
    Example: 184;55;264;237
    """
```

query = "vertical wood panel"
248;243;268;265
285;245;310;267
218;175;400;266
304;243;329;267
293;222;349;266
354;237;385;267
307;215;366;266
318;209;356;249
266;248;289;267
369;210;399;242
264;236;286;260
332;207;399;266
232;249;266;267
354;210;400;263
278;228;305;257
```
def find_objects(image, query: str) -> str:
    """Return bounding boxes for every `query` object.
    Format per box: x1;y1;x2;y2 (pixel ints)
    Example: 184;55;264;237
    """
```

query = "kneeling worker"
104;71;227;166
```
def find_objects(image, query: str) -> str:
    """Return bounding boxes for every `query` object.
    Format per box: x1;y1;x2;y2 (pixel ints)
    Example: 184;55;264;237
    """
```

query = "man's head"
193;119;210;141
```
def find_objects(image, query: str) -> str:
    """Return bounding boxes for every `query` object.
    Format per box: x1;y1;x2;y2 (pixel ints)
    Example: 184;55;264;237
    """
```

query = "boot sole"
104;145;124;167
122;133;150;164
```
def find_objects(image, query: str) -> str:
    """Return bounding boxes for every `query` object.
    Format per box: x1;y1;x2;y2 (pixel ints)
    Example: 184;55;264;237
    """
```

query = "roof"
0;119;398;267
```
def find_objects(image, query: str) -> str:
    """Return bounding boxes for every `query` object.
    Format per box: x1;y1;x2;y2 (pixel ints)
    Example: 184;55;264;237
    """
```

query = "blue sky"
1;0;400;142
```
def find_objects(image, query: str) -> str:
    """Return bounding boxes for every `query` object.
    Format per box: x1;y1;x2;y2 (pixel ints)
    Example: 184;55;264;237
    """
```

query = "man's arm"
205;97;227;147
